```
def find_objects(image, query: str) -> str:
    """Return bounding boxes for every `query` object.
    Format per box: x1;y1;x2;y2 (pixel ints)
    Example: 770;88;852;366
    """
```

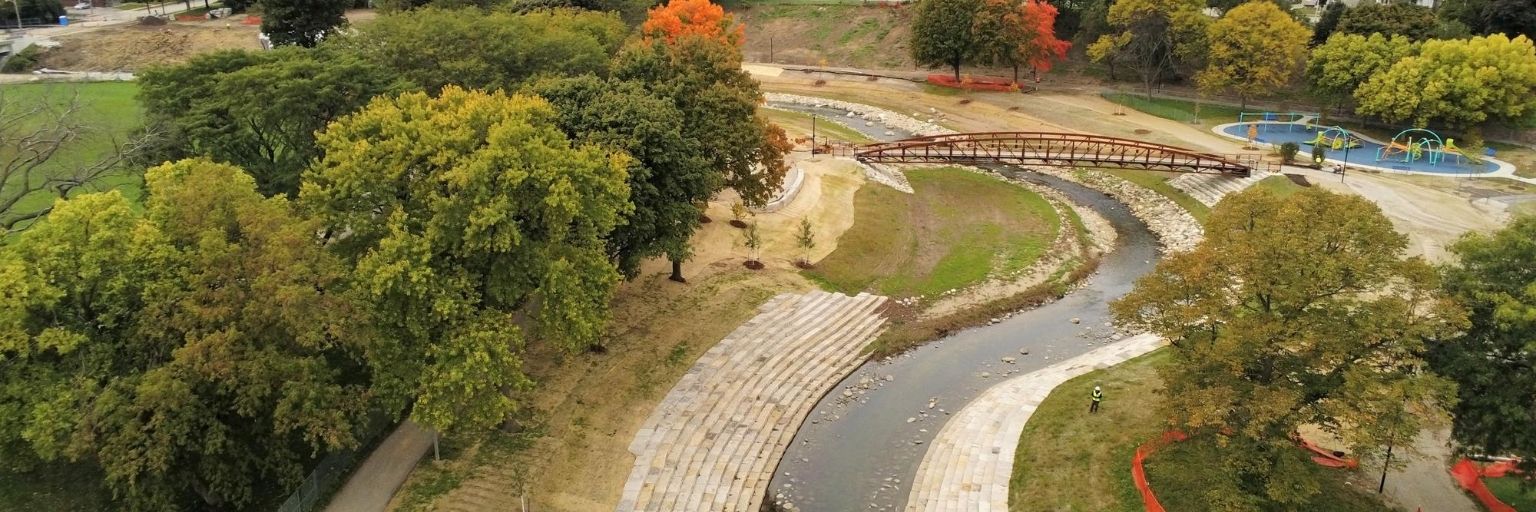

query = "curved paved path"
617;290;888;511
903;333;1165;511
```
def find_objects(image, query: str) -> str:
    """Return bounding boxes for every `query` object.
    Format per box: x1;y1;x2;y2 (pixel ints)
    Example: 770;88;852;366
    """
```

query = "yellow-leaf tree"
1195;1;1310;109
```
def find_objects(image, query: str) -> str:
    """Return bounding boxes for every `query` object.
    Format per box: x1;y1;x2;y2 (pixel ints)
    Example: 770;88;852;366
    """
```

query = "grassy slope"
1101;93;1246;126
1101;169;1211;223
1009;349;1170;512
1487;476;1536;511
761;107;873;143
808;167;1059;299
734;5;909;69
0;82;145;225
1251;175;1305;199
1146;439;1393;512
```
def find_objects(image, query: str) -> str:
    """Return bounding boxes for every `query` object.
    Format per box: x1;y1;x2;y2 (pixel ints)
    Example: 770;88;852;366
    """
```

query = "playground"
1217;114;1508;176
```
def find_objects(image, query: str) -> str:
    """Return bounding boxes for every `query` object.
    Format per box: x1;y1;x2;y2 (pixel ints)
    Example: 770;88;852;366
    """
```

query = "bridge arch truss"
852;132;1259;177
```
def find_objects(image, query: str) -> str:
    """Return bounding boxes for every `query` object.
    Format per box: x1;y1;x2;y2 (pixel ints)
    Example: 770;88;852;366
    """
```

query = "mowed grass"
1251;175;1306;199
0;82;146;228
760;107;873;144
1100;169;1211;223
1145;439;1393;512
1008;349;1171;512
1101;93;1246;126
809;167;1059;299
1487;476;1536;511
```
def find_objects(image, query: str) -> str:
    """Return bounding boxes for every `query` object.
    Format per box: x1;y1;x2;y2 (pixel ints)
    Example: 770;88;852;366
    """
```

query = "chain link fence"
276;412;395;512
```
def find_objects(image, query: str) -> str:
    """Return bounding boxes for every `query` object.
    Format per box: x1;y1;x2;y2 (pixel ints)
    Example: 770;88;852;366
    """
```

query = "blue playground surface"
1221;122;1500;175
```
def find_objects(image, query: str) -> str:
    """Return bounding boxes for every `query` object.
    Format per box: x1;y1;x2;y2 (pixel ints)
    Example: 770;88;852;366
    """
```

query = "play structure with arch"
1375;128;1481;166
1217;113;1503;175
1305;126;1363;150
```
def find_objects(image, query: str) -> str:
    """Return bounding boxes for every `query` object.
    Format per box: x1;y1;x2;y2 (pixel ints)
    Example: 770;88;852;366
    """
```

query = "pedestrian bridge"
851;132;1261;177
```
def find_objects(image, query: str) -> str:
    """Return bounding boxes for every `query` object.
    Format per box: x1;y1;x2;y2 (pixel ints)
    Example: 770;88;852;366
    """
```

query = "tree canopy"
1335;2;1437;41
1306;33;1417;112
1196;1;1309;107
1310;2;1346;46
1087;0;1209;97
259;0;350;47
1354;34;1536;137
911;0;985;81
1112;188;1463;508
138;47;406;197
301;87;631;435
640;0;743;47
325;8;627;93
1432;215;1536;472
1440;0;1536;42
0;87;143;232
973;0;1072;82
0;159;374;510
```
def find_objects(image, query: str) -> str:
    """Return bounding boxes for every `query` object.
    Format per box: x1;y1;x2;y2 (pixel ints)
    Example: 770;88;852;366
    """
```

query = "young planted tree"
302;87;632;440
795;217;816;268
911;0;984;81
730;201;749;228
1306;33;1418;114
138;47;406;197
0;160;375;510
640;0;742;47
1354;34;1536;145
1431;216;1536;474
1112;188;1463;508
1195;1;1309;109
742;221;763;269
0;88;146;232
974;0;1073;83
1088;0;1210;98
259;0;350;47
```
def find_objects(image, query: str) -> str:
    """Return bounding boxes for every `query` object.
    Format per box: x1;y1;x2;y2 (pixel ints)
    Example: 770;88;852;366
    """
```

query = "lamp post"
1340;128;1351;182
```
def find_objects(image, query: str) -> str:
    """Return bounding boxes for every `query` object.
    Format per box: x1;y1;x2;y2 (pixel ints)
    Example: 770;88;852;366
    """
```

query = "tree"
975;0;1073;83
612;33;791;281
1310;2;1346;46
911;0;984;81
302;87;631;436
0;88;146;232
137;47;406;197
1195;1;1309;109
259;0;349;47
1111;188;1463;508
1354;34;1536;144
325;8;627;93
1440;0;1536;41
1278;141;1299;163
0;160;376;510
1306;33;1418;113
529;75;720;278
1335;3;1437;41
1088;0;1209;98
640;0;742;47
795;217;816;267
742;221;762;268
1430;216;1536;473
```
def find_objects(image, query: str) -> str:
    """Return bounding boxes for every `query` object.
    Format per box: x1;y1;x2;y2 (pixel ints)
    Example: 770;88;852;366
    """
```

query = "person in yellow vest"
1090;385;1103;413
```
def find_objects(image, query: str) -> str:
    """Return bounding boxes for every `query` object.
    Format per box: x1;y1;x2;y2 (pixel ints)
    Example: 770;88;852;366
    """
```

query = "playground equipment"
1377;128;1446;164
1440;138;1483;165
1304;126;1362;150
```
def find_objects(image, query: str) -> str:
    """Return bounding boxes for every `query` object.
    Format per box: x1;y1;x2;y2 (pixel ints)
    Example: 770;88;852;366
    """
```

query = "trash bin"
58;15;68;26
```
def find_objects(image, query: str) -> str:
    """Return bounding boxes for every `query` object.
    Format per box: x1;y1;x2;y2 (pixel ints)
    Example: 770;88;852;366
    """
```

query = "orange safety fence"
1132;431;1362;512
925;74;1026;93
241;16;261;25
1450;458;1521;512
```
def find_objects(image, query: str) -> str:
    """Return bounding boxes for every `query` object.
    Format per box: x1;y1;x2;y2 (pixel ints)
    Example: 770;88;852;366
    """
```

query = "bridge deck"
852;132;1261;176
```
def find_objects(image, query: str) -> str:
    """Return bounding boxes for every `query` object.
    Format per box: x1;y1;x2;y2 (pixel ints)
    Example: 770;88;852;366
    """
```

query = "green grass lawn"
1487;476;1536;511
808;167;1059;299
1100;169;1211;223
761;107;873;144
0;81;146;230
0;460;110;510
1101;92;1247;126
1145;438;1393;512
1251;175;1306;199
1009;349;1171;512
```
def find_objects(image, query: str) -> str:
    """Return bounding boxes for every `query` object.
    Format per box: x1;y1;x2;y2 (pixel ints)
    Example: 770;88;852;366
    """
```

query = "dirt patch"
38;22;262;72
1286;173;1312;187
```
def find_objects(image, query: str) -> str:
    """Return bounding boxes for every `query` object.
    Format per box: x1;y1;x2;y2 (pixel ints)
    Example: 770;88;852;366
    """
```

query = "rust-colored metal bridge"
849;132;1261;177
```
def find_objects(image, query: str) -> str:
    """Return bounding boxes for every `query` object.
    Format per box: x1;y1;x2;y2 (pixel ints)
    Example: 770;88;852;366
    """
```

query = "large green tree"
910;0;984;81
1087;0;1209;98
0;160;374;510
611;34;792;281
1112;188;1464;508
259;0;350;47
1196;1;1309;108
137;47;406;197
1440;0;1536;41
1310;2;1346;46
1354;34;1536;142
301;87;631;436
1335;2;1437;41
529;75;719;278
0;88;144;232
325;8;626;93
1306;33;1418;113
1432;215;1536;472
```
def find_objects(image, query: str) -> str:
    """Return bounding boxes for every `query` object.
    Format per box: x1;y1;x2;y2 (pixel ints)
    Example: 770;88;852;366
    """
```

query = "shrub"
1;44;43;73
1279;142;1300;164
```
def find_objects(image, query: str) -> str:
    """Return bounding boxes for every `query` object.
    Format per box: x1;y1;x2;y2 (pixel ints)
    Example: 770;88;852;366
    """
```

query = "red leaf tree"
641;0;745;47
974;0;1071;83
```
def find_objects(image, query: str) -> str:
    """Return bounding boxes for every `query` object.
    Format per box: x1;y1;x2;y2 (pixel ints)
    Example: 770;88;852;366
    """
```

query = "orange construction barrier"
1450;459;1520;512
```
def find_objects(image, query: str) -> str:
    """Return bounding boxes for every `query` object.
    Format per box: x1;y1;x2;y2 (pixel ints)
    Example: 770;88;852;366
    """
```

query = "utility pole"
811;114;817;152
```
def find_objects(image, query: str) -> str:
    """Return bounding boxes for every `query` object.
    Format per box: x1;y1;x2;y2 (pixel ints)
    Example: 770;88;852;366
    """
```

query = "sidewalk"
324;420;433;512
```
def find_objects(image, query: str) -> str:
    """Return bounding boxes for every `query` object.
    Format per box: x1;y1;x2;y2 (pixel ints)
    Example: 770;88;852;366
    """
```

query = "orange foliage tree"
974;0;1071;83
641;0;745;47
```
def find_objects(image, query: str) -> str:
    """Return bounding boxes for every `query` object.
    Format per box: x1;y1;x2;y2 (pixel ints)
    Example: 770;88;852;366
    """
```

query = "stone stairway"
618;290;889;512
904;334;1166;512
1167;173;1267;207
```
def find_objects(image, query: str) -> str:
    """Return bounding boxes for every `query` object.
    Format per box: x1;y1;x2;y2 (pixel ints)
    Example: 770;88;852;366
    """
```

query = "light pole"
810;114;817;153
1340;128;1351;182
